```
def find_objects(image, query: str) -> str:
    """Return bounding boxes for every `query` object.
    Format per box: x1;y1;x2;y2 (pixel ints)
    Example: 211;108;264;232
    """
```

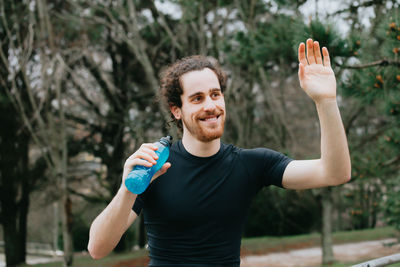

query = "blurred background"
0;0;399;266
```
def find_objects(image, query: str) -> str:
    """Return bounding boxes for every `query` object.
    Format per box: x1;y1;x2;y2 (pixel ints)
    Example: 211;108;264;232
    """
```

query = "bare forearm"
316;99;351;184
283;39;351;190
88;187;137;259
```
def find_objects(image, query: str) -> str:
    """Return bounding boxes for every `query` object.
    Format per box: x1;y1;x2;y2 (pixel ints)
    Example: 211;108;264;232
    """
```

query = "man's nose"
203;96;216;111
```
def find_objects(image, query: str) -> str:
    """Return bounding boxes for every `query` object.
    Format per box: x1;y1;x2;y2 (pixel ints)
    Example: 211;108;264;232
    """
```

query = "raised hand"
298;39;337;104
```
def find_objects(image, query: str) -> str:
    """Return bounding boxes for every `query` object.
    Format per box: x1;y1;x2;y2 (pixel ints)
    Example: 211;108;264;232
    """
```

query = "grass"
18;226;399;267
18;250;148;267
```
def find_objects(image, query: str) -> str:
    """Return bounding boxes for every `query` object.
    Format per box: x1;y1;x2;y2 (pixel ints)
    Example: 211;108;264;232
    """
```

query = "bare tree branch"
339;59;400;69
383;155;400;167
82;56;122;109
354;122;393;151
258;66;294;147
64;67;103;118
329;0;385;16
344;104;365;136
147;1;183;52
68;188;109;204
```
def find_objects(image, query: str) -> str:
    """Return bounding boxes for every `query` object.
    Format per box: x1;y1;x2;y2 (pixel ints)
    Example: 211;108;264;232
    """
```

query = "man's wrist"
118;184;137;199
315;98;338;107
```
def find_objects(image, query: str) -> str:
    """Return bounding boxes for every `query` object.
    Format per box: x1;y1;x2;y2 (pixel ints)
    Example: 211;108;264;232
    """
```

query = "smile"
199;115;220;122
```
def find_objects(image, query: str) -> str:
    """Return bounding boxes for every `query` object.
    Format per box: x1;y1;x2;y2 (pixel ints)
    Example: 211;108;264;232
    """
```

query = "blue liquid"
125;141;170;194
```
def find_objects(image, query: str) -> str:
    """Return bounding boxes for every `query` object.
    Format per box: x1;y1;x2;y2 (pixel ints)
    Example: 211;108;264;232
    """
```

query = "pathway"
241;238;400;267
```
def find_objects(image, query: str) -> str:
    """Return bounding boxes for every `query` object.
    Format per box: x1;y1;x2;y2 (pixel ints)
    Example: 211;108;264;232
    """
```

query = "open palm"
298;39;336;103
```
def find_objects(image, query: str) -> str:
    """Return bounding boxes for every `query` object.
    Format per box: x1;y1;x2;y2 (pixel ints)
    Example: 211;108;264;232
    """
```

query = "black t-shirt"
132;140;292;266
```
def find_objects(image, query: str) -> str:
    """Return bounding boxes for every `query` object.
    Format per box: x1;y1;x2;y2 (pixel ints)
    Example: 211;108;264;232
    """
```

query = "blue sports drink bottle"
125;136;172;194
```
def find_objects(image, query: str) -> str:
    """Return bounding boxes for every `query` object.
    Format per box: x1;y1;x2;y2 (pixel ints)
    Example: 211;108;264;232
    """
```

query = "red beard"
182;109;225;142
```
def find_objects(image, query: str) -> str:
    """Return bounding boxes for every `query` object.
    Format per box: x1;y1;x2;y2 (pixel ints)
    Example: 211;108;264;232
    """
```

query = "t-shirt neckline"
177;140;224;162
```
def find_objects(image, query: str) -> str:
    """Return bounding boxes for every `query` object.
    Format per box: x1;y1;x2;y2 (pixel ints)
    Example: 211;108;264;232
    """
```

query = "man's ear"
170;106;181;120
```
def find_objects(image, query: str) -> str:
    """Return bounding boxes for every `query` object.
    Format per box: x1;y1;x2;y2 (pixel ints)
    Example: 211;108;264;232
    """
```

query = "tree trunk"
1;160;29;267
61;83;73;267
61;195;73;267
0;103;30;266
3;213;26;267
321;187;335;265
53;202;59;253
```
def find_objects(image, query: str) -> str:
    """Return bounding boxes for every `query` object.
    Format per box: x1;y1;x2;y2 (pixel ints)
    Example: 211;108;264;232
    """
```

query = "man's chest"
143;160;257;226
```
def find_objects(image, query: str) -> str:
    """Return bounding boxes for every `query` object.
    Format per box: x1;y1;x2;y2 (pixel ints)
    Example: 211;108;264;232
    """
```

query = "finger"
298;63;305;80
141;143;158;151
131;158;153;168
298;42;308;65
314;41;323;64
159;162;171;174
322;47;331;67
140;147;159;160
133;151;157;164
127;146;158;161
122;157;156;182
151;162;171;182
306;39;316;64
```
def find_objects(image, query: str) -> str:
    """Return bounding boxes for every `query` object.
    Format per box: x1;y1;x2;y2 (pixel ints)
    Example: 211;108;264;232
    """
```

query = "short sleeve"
132;194;144;216
240;148;293;188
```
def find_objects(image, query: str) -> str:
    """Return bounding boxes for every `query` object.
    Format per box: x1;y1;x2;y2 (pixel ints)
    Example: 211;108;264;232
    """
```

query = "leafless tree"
0;0;74;265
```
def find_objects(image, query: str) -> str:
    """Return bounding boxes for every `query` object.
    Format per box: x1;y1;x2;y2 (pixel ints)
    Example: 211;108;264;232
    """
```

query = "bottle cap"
159;136;173;147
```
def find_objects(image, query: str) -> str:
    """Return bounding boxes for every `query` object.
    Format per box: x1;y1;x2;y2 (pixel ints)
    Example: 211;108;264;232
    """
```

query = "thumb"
151;162;171;183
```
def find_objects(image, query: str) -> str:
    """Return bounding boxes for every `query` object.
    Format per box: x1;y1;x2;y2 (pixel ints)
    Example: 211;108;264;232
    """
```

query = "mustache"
197;108;225;119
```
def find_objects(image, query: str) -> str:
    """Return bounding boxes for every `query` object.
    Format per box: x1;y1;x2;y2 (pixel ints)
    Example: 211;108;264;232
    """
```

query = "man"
88;39;351;266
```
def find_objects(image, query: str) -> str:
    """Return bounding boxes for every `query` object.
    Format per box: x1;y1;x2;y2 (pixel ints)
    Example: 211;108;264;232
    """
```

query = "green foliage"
72;217;90;252
340;7;400;231
224;14;302;68
385;176;400;233
343;10;399;103
382;128;400;150
379;14;400;58
274;0;307;8
294;19;357;64
244;187;320;237
342;68;385;104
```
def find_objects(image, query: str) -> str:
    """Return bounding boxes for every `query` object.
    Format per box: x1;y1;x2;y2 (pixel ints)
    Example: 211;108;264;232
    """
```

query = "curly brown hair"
159;55;227;132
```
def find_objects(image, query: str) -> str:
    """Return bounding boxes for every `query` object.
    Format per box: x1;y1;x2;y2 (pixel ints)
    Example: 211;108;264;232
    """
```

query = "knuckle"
124;159;135;168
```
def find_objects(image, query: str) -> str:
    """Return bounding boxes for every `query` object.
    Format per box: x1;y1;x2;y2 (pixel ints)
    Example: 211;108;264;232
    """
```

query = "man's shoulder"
229;145;274;155
221;142;239;152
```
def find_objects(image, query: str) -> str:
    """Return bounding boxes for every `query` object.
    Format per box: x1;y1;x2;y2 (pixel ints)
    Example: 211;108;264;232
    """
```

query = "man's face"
171;68;226;142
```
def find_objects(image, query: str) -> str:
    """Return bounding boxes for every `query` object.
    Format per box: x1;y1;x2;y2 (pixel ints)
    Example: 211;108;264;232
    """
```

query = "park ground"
6;227;400;267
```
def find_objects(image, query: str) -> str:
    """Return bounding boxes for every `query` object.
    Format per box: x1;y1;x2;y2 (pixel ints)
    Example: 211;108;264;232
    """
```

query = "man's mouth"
199;115;220;122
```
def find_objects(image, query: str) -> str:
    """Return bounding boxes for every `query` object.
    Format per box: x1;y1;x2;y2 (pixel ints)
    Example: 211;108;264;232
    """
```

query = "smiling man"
88;39;351;266
173;68;226;142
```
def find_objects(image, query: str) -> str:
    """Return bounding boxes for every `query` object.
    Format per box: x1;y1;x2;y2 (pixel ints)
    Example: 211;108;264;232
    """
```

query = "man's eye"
193;96;202;102
212;93;220;98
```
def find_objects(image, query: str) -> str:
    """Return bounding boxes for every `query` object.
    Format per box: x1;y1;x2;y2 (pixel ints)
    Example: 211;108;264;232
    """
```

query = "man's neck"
181;133;221;157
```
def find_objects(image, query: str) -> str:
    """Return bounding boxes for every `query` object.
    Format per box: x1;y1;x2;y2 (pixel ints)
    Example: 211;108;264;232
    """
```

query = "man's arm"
87;143;171;259
282;39;351;190
87;188;138;259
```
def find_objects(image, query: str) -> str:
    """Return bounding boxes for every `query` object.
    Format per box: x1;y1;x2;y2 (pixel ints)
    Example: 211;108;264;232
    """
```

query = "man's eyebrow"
188;92;203;98
188;88;221;98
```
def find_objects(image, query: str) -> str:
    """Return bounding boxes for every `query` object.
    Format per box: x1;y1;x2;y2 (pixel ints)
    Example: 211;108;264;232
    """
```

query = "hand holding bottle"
122;137;172;194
